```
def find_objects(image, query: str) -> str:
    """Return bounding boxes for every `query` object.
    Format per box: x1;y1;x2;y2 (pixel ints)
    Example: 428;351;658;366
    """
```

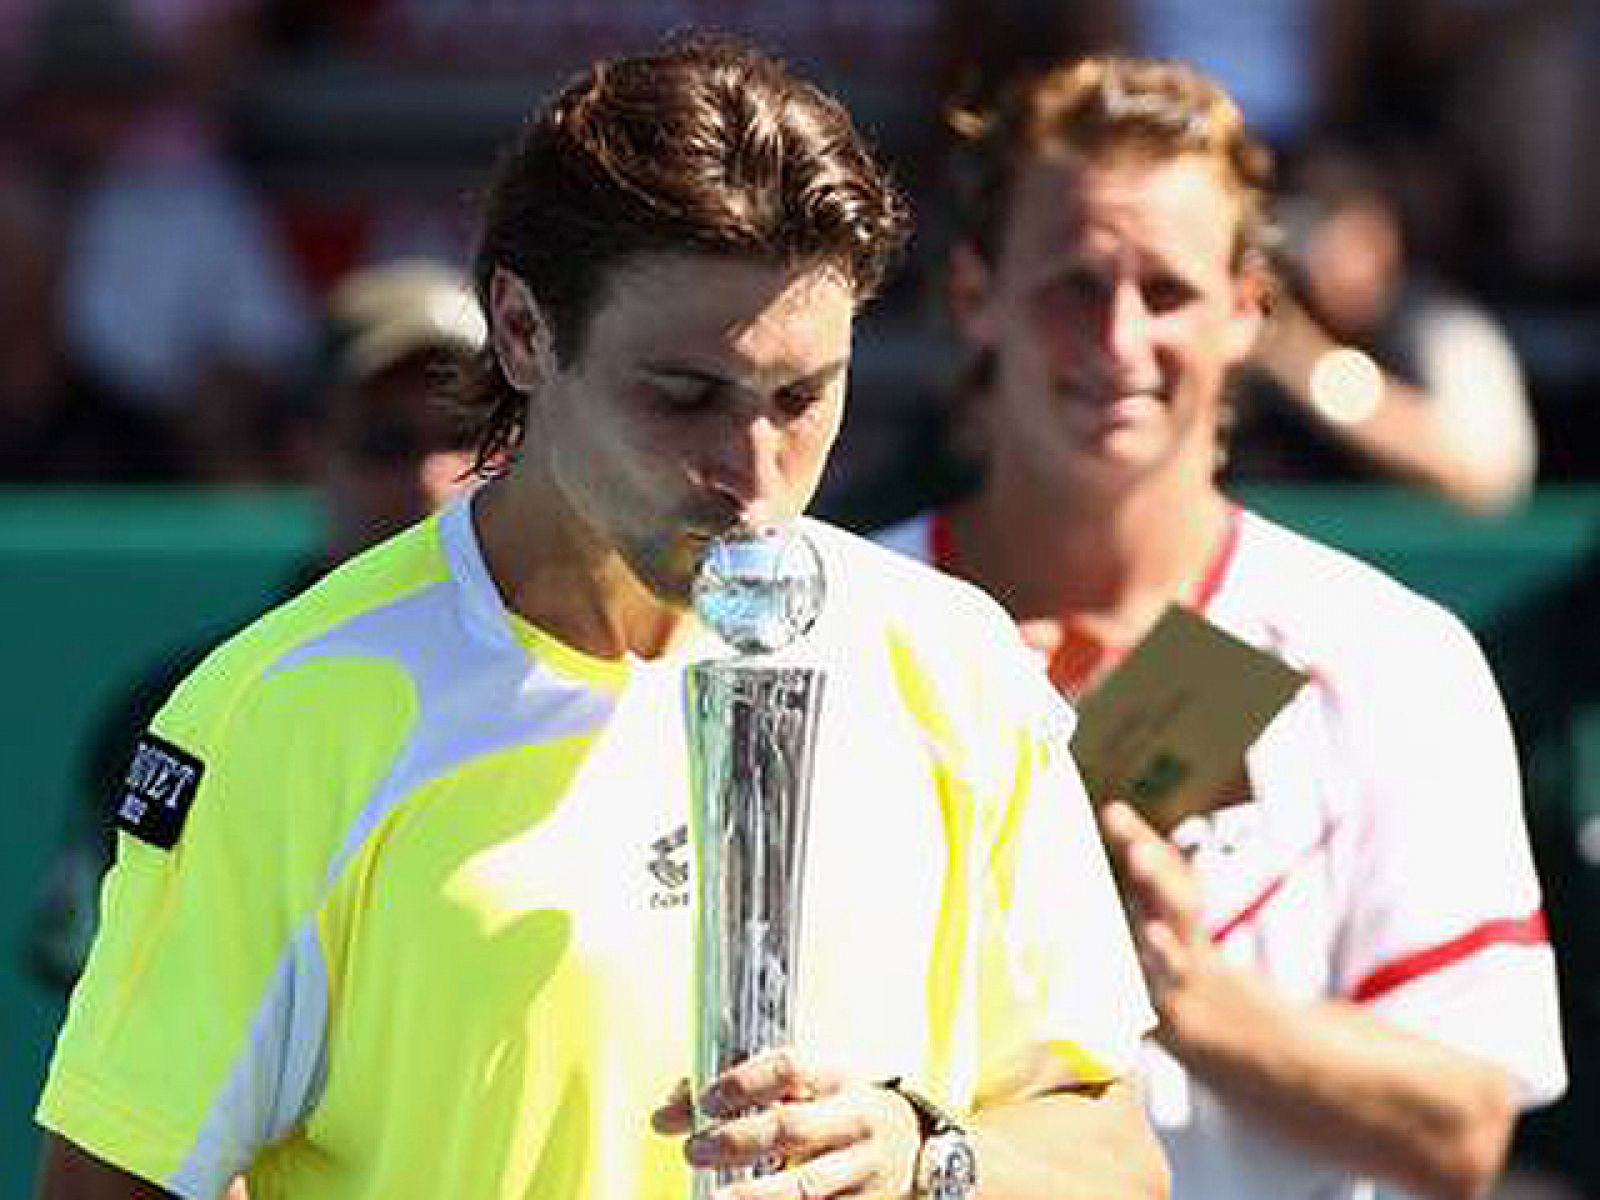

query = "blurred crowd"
1;0;1597;503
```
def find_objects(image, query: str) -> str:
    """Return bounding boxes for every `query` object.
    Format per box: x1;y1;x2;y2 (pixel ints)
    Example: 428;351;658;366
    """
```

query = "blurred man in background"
313;258;485;560
877;54;1566;1200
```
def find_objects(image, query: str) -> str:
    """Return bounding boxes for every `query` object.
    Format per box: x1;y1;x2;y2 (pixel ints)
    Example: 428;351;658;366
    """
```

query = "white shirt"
877;505;1567;1200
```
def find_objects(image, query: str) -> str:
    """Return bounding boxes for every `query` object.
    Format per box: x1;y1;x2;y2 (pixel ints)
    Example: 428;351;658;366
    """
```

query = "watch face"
923;1131;978;1199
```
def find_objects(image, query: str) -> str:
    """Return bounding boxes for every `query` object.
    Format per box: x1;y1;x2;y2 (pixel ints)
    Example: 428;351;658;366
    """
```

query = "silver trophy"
684;525;827;1196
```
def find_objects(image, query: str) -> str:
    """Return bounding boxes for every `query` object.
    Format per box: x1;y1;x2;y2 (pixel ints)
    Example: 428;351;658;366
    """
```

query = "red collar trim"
928;502;1242;610
930;509;956;574
1193;502;1242;614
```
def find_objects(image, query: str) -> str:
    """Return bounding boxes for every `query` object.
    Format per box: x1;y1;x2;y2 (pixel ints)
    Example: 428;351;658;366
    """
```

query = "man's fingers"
688;1096;865;1168
700;1047;844;1117
1101;804;1187;895
681;1077;918;1200
710;1142;872;1200
1137;916;1186;994
1099;803;1161;894
1098;800;1155;849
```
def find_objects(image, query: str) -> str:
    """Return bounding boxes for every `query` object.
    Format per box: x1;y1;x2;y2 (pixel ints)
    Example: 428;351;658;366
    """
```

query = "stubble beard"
619;527;700;611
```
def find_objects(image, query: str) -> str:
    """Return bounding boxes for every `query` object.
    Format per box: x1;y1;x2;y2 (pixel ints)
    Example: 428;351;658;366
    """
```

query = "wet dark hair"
456;34;911;476
948;55;1275;271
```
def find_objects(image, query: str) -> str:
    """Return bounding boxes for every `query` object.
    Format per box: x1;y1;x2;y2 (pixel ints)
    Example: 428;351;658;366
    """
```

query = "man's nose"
1103;280;1155;366
694;412;785;524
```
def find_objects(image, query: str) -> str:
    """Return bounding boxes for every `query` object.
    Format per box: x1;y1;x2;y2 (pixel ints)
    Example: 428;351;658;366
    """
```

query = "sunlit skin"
945;153;1264;641
651;1049;923;1200
479;254;855;661
959;153;1263;503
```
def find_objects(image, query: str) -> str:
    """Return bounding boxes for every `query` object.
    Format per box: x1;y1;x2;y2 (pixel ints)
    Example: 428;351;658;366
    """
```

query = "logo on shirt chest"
649;823;691;909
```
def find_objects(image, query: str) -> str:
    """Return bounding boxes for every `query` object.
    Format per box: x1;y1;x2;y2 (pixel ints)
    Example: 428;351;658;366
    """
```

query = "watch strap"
881;1078;978;1199
879;1076;963;1138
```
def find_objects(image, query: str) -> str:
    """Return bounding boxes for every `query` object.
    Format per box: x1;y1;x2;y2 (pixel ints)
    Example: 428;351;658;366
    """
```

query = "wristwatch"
881;1078;978;1200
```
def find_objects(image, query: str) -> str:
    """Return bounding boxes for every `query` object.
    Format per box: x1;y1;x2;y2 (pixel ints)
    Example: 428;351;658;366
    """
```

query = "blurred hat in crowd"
327;260;486;382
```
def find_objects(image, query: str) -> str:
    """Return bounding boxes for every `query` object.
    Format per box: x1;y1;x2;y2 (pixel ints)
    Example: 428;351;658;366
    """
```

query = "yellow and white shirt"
39;494;1153;1200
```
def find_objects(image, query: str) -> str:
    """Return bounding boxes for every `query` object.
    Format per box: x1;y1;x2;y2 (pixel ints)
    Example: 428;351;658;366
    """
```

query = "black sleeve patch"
113;733;206;850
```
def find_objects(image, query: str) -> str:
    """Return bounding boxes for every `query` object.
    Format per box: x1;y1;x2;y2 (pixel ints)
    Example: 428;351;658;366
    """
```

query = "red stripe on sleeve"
1348;911;1550;1005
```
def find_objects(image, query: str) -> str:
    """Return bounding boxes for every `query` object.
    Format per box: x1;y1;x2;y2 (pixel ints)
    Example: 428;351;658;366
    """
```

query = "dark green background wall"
1;490;324;1189
2;486;1595;1194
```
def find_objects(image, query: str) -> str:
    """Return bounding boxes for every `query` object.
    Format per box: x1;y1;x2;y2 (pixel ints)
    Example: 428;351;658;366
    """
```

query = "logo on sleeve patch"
113;733;206;850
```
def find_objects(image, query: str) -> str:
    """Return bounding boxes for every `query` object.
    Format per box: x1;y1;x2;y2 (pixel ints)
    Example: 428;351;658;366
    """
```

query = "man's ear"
1224;260;1270;366
489;266;556;394
948;242;998;348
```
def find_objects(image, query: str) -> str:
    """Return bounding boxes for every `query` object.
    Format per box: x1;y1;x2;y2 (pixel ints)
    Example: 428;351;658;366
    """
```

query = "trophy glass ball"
691;525;826;655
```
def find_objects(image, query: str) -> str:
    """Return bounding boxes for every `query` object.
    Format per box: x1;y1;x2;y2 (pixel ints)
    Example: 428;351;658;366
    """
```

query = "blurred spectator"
8;0;314;483
24;257;483;989
313;257;484;559
1229;149;1539;514
0;158;184;480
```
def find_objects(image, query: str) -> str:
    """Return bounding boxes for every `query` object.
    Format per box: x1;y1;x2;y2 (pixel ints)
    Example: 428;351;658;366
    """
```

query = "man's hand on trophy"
651;1047;922;1198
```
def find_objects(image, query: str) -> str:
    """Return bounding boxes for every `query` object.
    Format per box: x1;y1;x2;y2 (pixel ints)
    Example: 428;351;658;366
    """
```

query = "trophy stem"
684;659;826;1195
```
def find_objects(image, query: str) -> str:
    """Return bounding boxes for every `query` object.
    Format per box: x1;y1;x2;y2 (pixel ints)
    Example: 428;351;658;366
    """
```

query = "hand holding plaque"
1071;606;1307;833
